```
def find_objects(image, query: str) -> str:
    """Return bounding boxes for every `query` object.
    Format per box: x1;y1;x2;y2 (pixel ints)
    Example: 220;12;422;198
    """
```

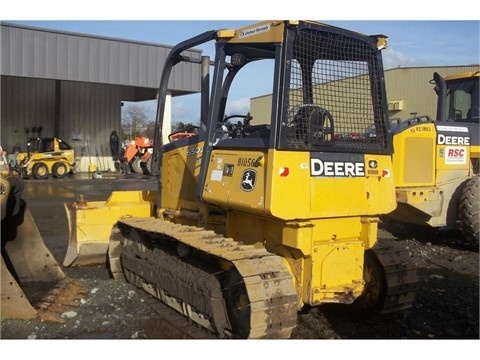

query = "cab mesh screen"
282;28;387;151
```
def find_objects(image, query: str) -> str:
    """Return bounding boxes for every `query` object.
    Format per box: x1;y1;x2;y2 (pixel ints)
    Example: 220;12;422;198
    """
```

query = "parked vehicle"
10;137;75;179
384;71;479;247
62;20;417;338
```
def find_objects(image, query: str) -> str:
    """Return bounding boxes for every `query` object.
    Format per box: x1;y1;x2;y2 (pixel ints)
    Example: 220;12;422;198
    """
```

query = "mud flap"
63;190;156;267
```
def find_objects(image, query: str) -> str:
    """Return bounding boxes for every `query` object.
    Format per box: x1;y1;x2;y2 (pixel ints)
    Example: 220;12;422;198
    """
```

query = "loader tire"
131;157;143;174
145;156;153;175
458;175;479;248
32;162;48;179
0;177;11;221
52;162;68;178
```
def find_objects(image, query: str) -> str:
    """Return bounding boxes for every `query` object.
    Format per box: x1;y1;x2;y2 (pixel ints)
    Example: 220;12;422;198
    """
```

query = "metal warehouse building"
383;65;479;120
1;22;202;171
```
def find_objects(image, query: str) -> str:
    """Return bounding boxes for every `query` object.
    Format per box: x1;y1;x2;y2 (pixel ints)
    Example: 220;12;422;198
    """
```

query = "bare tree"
121;104;153;139
122;104;199;141
144;121;155;139
172;121;196;132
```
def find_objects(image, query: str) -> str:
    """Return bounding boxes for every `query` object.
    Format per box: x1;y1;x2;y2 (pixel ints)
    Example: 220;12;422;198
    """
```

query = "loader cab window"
42;139;54;152
58;139;72;150
447;77;479;122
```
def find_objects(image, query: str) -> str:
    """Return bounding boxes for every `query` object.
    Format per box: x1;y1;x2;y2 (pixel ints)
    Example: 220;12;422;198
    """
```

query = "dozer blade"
1;206;66;320
63;190;156;267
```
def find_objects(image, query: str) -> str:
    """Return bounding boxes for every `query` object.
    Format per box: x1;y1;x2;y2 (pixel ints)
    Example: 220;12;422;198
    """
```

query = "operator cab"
438;71;480;123
205;22;391;155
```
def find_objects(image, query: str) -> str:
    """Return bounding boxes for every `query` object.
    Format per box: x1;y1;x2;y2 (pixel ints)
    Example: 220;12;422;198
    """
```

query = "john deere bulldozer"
63;20;417;338
383;71;479;247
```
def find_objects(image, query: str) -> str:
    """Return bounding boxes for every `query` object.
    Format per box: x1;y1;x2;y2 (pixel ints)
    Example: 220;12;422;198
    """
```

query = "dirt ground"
1;174;478;357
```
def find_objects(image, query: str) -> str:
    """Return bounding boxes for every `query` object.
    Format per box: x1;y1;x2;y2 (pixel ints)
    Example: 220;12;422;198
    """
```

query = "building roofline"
0;21;202;54
385;64;480;72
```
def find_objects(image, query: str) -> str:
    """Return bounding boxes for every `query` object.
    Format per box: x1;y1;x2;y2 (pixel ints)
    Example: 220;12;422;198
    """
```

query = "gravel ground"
1;176;478;358
2;228;477;339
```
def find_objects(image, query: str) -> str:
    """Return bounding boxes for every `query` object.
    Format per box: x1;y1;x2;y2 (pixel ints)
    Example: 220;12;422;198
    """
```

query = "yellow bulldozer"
383;71;479;247
62;20;418;339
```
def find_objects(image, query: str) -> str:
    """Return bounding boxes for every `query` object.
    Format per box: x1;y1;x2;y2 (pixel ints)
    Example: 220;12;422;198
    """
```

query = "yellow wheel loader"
63;20;417;338
1;155;83;321
11;137;76;179
383;71;479;247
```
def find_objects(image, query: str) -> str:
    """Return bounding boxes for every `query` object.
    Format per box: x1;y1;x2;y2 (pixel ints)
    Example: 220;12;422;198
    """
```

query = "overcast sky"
5;0;478;70
3;2;479;124
7;19;478;70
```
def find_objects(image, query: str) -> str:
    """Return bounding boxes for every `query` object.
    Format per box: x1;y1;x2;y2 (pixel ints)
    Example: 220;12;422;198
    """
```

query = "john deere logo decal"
241;169;256;192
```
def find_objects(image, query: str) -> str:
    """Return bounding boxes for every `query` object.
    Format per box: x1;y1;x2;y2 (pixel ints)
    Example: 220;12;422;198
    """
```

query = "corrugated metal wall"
249;94;272;126
59;81;121;160
1;76;56;149
384;65;480;120
1;76;122;171
1;22;201;91
1;22;203;172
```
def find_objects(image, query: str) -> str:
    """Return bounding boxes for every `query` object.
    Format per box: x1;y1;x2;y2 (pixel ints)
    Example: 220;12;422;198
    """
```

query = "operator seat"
293;105;334;145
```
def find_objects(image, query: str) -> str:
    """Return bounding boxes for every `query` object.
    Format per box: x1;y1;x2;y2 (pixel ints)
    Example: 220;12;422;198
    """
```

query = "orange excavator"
118;137;153;175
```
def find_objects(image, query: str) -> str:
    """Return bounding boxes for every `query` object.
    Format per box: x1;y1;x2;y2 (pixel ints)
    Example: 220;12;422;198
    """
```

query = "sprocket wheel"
349;250;387;318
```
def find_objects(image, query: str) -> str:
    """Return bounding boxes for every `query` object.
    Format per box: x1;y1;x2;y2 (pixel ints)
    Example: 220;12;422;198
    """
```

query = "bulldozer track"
139;292;218;339
373;239;418;316
133;238;419;337
109;220;418;338
110;217;299;339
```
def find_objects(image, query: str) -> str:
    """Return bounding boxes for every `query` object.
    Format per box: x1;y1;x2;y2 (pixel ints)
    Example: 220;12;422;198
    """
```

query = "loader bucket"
1;256;38;319
63;190;156;267
1;204;66;320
